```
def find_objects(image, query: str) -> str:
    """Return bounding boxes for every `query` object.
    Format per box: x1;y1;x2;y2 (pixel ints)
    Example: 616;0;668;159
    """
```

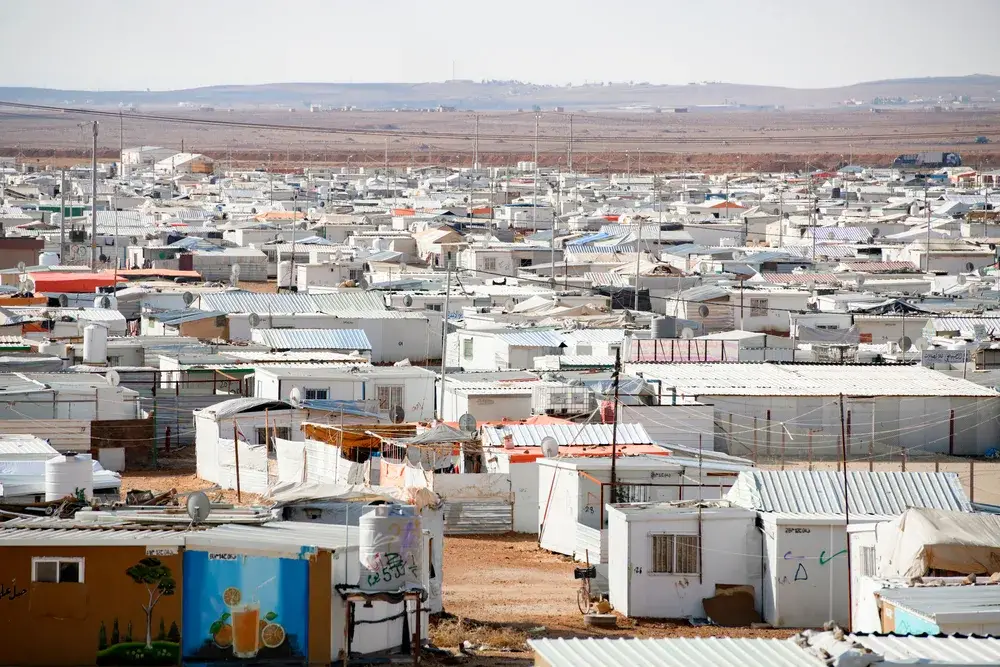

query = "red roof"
29;271;124;293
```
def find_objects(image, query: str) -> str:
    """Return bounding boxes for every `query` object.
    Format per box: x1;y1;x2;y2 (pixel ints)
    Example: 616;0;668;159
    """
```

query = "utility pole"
568;114;573;172
810;176;817;263
473;115;479;170
90;120;99;269
925;180;932;273
550;168;558;288
532;113;539;233
634;216;643;311
290;189;298;291
778;188;784;248
609;348;621;504
839;393;853;631
438;261;452;420
59;168;67;263
119;111;124;180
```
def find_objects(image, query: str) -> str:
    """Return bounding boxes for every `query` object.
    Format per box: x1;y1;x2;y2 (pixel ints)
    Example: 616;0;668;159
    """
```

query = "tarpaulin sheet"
877;507;1000;577
29;271;123;293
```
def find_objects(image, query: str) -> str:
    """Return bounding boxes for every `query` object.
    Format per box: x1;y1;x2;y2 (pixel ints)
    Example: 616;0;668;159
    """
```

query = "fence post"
970;459;976;503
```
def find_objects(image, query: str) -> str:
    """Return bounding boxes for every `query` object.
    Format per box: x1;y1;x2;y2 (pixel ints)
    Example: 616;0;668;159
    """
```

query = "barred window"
650;534;700;574
860;545;877;577
750;298;769;317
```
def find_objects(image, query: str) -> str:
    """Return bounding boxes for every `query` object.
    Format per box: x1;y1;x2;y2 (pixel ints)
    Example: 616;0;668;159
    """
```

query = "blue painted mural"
182;551;309;665
893;608;940;636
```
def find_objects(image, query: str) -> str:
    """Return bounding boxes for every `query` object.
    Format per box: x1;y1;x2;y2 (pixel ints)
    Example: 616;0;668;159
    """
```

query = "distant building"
153;152;215;175
120;146;178;167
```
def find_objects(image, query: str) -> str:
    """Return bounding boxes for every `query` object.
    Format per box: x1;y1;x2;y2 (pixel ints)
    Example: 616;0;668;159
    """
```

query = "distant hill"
2;75;998;111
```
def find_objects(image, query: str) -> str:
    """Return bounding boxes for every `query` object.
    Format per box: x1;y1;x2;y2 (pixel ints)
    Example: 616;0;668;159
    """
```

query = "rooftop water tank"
277;260;293;289
83;324;108;365
651;316;676;339
359;504;421;592
45;453;94;501
39;251;60;267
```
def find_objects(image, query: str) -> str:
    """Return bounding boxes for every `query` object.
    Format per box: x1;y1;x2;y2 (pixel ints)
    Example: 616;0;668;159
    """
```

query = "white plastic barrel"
45;453;94;501
39;252;60;267
277;260;293;288
358;504;421;591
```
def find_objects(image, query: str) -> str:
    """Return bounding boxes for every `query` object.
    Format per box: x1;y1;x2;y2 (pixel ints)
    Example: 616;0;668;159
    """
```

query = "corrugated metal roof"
195;397;292;420
932;317;1000;336
562;329;627;344
852;634;1000;662
482;423;652;447
495;330;567;347
528;638;824;667
627;363;1000;398
726;470;971;515
0;518;188;546
678;285;729;302
199;291;320;314
0;434;58;458
251;328;372;351
310;292;389;313
878;585;1000;622
584;272;631;287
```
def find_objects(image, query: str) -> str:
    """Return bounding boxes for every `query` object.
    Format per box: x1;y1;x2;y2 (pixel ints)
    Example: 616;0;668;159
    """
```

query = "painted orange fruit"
260;623;285;649
222;587;242;606
213;624;233;648
259;619;268;638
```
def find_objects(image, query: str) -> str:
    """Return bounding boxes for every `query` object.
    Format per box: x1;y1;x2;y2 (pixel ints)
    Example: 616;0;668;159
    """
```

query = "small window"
425;303;442;312
816;324;840;330
32;557;85;583
463;338;474;360
750;298;769;317
860;545;877;577
304;389;328;400
483;257;497;271
377;385;404;413
256;426;291;444
650;534;700;574
519;258;533;267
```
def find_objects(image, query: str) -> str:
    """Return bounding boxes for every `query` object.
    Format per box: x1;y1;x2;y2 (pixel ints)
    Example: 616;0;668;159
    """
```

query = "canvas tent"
877;507;1000;578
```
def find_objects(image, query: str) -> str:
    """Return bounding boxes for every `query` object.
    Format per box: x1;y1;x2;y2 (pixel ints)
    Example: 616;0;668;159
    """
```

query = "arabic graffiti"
0;579;27;601
819;549;847;566
365;552;420;588
794;563;808;581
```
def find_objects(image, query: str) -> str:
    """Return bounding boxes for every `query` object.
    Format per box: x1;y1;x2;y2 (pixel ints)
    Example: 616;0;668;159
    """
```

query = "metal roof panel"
528;638;825;667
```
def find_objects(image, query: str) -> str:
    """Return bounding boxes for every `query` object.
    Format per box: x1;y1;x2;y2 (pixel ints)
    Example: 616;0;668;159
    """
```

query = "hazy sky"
3;0;998;90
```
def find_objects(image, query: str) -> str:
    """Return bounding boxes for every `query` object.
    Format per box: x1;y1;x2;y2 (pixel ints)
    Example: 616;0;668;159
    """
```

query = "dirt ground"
428;534;796;665
4;107;1000;173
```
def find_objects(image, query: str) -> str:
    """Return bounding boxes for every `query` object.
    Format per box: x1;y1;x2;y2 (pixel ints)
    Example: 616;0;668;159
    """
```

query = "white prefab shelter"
607;503;760;619
194;397;306;494
627;363;1000;456
726;470;974;628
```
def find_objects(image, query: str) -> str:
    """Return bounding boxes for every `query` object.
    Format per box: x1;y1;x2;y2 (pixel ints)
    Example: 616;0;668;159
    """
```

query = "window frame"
377;384;404;413
32;556;85;584
304;388;329;401
649;533;700;575
859;545;877;577
749;297;769;318
462;338;474;360
483;256;497;271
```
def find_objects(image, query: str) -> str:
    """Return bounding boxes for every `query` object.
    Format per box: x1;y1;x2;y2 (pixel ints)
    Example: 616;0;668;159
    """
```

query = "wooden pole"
232;419;242;503
839;393;853;631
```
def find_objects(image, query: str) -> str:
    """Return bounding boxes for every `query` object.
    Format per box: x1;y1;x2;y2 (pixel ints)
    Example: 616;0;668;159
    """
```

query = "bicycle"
574;549;596;614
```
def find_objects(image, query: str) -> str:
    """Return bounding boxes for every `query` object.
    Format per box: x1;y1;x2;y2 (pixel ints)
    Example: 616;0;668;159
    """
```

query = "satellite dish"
130;236;138;245
915;337;929;351
856;275;866;286
458;413;477;433
871;228;880;238
898;336;913;352
402;294;414;307
697;305;710;318
99;295;112;309
231;264;241;278
390;405;406;424
248;312;261;327
540;436;559;458
965;262;976;272
680;327;695;339
186;491;211;524
503;298;516;311
58;294;69;307
105;370;120;386
957;274;967;285
16;261;25;272
288;386;302;407
182;291;195;306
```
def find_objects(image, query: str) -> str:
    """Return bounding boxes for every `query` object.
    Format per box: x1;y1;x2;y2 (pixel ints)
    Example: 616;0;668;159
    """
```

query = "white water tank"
359;504;421;591
83;324;108;365
39;252;60;267
45;453;94;501
277;260;293;288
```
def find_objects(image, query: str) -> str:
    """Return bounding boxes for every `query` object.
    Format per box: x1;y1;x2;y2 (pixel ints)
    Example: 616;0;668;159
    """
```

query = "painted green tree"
158;618;166;641
111;619;120;645
167;621;180;643
125;557;176;649
98;621;108;650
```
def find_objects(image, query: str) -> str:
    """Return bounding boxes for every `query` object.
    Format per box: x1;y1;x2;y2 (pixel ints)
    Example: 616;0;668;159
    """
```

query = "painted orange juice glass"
231;602;260;658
